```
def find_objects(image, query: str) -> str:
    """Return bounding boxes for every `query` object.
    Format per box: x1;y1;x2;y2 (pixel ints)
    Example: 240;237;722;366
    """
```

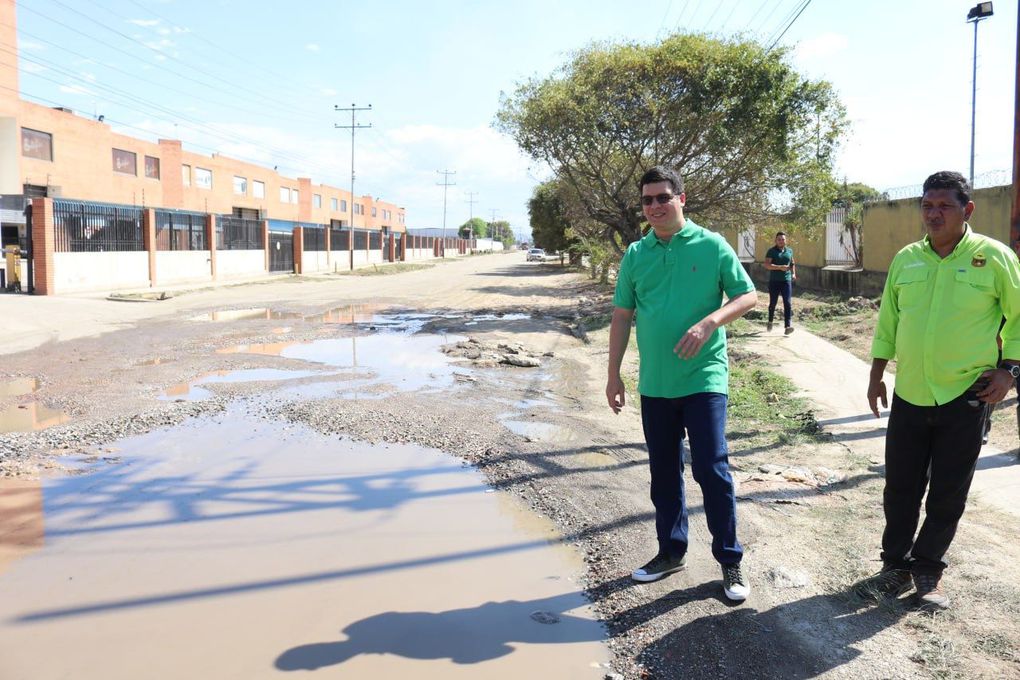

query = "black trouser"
767;280;792;328
881;391;986;575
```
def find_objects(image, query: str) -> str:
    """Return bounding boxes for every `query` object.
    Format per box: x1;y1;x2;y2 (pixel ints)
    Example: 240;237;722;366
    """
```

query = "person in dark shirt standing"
764;232;796;334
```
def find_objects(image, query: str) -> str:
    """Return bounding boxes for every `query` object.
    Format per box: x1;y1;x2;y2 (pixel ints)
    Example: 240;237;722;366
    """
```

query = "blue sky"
12;0;1019;240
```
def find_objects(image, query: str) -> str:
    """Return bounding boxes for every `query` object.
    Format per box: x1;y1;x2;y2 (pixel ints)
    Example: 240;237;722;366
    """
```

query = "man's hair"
775;231;787;238
639;166;684;195
922;171;972;206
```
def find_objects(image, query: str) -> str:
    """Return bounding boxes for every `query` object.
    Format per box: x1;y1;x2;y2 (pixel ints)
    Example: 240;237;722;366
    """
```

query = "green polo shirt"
613;220;755;397
871;225;1020;406
765;246;794;282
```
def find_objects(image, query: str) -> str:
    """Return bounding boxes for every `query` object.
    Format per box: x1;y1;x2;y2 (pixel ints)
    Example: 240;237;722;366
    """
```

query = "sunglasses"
641;193;676;206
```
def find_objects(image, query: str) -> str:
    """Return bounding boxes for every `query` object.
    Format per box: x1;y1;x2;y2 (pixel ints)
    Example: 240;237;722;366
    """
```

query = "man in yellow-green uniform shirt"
864;171;1020;610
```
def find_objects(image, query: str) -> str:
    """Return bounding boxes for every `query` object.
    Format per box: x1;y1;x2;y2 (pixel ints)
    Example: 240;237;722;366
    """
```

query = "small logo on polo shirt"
972;254;987;268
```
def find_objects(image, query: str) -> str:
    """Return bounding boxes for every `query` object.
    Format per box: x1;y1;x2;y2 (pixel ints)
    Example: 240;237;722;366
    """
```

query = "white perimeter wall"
156;251;212;285
216;250;265;278
301;250;329;273
54;251;149;293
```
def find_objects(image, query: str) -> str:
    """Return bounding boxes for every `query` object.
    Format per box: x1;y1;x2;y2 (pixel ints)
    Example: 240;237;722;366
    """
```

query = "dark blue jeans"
768;280;793;328
881;392;985;575
640;393;743;565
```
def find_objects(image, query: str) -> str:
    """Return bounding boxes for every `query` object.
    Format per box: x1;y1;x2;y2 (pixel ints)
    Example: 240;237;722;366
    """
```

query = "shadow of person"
632;589;907;679
275;591;604;671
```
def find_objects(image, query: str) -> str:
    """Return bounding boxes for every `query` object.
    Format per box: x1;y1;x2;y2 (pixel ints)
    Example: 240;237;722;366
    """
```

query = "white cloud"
129;19;161;27
320;87;338;96
19;40;45;52
21;62;46;74
305;43;321;52
794;33;849;62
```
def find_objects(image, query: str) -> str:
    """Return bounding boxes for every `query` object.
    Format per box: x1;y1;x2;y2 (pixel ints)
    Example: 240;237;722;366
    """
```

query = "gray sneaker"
913;572;950;610
766;322;773;332
632;552;687;583
853;568;913;600
784;326;795;335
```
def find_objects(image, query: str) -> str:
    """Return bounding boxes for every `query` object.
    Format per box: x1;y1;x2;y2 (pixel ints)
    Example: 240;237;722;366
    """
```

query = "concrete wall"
215;250;265;278
862;185;1012;273
155;251;212;285
54;252;148;293
301;250;329;273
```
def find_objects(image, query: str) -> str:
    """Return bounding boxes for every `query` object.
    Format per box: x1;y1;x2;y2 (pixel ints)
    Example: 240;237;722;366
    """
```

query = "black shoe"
632;552;687;582
913;572;950;611
853;568;913;600
722;563;750;601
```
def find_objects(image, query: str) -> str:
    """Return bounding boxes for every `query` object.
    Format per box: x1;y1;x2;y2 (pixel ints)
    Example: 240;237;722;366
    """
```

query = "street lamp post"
967;2;994;186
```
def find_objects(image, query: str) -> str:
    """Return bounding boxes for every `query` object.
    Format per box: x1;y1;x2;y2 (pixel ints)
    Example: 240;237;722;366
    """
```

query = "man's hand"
674;318;719;359
975;368;1014;404
868;377;888;417
606;375;626;413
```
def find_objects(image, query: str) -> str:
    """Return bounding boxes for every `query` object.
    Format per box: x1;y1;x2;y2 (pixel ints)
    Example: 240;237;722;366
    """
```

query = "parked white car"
527;248;545;262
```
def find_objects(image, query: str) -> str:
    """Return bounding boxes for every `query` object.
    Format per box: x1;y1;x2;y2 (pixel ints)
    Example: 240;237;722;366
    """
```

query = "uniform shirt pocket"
895;267;930;310
954;269;996;311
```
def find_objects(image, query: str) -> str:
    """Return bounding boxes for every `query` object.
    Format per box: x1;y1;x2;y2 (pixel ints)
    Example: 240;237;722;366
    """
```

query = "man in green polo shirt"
865;171;1020;610
606;165;757;601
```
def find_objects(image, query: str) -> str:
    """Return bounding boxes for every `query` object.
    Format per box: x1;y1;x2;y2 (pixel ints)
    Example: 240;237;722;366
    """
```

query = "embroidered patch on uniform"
972;254;987;268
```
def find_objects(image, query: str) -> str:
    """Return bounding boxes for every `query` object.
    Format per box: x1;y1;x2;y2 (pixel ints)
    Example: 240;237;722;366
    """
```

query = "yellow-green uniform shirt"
613;220;755;397
871;225;1020;406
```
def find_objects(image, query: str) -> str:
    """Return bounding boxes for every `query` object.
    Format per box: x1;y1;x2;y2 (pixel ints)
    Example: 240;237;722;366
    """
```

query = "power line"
465;191;479;221
16;3;322;124
767;0;813;50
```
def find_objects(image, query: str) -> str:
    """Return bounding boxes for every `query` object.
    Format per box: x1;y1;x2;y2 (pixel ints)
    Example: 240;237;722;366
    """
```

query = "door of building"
268;231;293;273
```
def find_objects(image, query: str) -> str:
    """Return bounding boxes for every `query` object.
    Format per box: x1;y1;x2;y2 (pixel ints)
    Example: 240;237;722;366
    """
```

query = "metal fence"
824;206;859;266
331;227;349;251
304;225;326;251
368;231;381;250
217;216;262;250
353;229;368;250
53;200;144;252
155;210;207;251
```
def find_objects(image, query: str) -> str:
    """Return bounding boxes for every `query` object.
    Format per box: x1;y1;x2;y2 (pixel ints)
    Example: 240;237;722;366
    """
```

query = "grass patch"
580;311;613;334
728;356;825;449
333;263;435;276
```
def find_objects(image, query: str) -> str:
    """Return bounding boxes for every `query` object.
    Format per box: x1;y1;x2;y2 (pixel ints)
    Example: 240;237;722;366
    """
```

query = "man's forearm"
870;358;889;381
706;291;757;329
608;310;634;378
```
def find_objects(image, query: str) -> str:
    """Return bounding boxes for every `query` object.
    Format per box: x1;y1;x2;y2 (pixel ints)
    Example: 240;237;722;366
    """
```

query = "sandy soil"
2;253;1019;679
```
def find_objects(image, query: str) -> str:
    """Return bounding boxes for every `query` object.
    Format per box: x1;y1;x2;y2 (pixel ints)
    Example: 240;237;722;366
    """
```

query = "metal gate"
269;231;293;273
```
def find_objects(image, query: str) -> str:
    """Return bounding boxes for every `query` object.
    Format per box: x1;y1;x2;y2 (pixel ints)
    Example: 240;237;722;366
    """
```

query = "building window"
340;199;347;212
112;148;137;175
182;164;191;186
371;207;377;217
233;176;247;195
313;193;322;209
280;187;290;202
330;197;338;211
21;128;53;161
194;167;212;189
291;190;299;204
253;180;265;199
144;156;160;179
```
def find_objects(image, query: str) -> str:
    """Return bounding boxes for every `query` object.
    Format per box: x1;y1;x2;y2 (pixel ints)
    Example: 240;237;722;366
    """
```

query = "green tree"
488;220;515;248
496;33;847;252
527;180;577;256
834;182;884;267
459;217;488;239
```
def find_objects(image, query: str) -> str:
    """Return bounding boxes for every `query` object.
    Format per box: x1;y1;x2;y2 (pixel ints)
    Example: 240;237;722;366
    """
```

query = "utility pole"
335;103;371;271
967;2;994;185
1011;1;1019;257
464;191;479;240
437;169;456;256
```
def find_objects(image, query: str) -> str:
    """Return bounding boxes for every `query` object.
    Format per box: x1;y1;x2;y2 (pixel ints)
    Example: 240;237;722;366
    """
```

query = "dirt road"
2;253;1019;679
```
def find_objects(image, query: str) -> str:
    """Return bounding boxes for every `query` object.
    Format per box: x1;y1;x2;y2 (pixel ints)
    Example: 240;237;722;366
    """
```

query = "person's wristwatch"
998;362;1020;379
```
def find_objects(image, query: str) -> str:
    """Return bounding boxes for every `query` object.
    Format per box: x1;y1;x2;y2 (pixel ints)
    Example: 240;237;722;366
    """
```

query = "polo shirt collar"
643;219;696;247
922;223;972;258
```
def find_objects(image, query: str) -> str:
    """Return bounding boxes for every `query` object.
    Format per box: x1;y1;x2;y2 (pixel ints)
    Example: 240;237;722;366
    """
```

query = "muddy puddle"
0;411;606;679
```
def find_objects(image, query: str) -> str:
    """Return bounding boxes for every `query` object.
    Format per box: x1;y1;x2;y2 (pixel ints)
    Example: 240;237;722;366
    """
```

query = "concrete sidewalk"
741;325;1020;520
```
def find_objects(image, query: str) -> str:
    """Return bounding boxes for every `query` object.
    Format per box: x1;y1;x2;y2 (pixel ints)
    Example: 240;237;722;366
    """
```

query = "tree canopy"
459;217;488;239
527;180;577;254
496;33;848;251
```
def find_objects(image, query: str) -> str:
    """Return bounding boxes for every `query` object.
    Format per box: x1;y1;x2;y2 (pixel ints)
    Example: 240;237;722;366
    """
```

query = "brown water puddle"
0;402;70;433
0;413;607;679
0;377;39;398
0;478;44;574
